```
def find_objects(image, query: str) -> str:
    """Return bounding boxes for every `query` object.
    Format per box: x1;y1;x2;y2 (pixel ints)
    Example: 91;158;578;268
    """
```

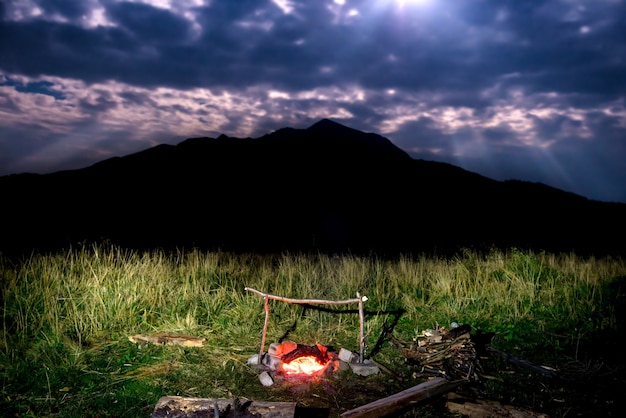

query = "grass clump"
1;243;624;417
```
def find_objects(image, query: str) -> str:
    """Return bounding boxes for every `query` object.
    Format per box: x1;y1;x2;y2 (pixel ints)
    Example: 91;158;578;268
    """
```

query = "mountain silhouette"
1;118;624;258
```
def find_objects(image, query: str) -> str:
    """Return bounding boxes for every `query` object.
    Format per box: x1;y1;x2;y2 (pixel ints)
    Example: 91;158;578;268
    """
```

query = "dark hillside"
1;119;624;258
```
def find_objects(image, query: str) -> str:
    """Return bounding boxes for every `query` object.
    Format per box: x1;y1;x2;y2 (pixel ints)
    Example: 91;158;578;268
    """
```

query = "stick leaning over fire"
244;287;368;363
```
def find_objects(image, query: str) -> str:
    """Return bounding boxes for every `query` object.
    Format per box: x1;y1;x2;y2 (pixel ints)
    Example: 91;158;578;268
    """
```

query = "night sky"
1;0;625;203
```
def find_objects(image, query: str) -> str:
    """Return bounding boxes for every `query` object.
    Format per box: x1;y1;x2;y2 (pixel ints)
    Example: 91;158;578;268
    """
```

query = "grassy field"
1;243;625;417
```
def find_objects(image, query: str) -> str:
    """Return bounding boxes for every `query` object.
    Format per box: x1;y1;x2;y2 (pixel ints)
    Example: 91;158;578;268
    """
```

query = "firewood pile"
395;323;481;381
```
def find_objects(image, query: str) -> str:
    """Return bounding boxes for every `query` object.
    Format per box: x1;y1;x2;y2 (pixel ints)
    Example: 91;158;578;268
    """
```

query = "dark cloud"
118;90;154;106
0;77;66;99
393;117;457;156
1;0;620;98
105;1;192;44
0;19;141;82
40;0;93;20
530;112;567;135
482;126;513;144
78;92;118;113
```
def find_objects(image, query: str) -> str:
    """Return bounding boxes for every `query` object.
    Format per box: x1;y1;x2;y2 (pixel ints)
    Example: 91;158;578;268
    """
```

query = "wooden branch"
340;378;466;418
357;292;365;362
245;287;363;305
261;295;270;357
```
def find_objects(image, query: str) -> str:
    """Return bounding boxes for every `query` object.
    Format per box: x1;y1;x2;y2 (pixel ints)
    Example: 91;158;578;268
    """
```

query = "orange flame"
282;356;325;375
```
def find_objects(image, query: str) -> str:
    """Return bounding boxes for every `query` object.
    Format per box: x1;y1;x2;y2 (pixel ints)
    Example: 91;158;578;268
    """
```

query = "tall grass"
1;244;624;417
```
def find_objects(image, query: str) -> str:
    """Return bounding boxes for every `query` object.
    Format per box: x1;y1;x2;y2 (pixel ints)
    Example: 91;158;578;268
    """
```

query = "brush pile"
397;323;481;381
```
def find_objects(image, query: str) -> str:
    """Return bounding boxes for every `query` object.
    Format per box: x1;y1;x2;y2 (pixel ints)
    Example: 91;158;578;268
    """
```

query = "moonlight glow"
395;0;430;6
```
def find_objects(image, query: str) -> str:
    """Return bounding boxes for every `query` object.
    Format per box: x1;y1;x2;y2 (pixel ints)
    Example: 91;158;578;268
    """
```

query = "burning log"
252;341;340;381
280;343;329;365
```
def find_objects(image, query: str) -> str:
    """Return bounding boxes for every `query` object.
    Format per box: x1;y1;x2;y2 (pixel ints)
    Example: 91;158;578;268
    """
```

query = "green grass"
1;243;625;417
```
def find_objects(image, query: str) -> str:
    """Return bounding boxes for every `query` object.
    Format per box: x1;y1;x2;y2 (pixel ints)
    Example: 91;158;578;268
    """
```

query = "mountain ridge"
1;119;623;258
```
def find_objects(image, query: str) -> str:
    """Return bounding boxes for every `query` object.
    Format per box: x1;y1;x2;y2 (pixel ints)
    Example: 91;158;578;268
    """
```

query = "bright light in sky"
388;0;432;12
395;0;430;6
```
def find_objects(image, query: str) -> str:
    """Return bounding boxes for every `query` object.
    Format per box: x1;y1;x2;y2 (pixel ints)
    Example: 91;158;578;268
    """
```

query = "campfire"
282;355;326;375
249;341;340;383
248;340;380;386
244;288;380;386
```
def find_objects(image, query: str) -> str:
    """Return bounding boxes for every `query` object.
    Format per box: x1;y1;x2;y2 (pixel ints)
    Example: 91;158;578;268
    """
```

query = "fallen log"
340;377;466;418
446;392;550;418
129;333;205;347
151;396;296;418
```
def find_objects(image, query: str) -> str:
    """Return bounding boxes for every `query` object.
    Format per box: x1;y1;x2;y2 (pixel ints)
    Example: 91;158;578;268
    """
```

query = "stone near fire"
262;353;283;370
349;359;380;376
268;341;297;357
259;371;274;387
338;348;357;363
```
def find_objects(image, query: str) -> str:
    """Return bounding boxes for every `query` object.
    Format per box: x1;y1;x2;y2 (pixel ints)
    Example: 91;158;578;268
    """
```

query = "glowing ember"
282;356;326;375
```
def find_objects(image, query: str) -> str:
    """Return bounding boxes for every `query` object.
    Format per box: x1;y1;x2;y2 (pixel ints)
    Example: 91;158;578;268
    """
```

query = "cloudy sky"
1;0;625;203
